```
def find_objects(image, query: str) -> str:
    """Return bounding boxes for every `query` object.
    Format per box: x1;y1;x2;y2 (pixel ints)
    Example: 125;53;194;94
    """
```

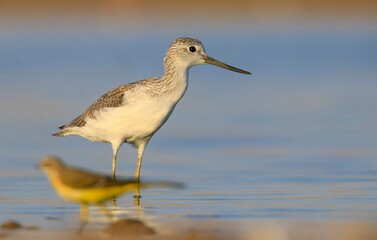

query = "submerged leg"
111;142;122;179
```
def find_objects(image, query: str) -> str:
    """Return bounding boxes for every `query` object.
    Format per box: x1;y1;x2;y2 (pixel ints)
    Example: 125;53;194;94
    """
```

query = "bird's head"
164;37;251;74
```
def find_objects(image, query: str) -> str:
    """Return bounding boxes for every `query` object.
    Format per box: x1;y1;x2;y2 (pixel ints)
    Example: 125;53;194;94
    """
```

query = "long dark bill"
204;56;251;75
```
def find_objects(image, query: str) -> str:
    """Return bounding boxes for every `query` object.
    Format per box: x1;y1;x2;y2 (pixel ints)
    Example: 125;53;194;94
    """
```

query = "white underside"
67;95;178;147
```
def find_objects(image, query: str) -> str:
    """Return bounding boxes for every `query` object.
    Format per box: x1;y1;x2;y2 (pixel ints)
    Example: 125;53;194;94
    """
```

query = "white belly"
79;97;176;144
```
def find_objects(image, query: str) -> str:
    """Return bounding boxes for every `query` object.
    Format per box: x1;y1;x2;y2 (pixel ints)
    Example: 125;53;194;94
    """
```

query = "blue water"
0;22;376;229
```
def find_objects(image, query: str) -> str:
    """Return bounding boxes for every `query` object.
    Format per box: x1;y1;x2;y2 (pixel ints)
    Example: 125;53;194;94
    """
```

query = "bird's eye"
188;46;196;53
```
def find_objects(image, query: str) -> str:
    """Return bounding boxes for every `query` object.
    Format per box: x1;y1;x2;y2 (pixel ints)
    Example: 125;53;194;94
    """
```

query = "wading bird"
53;37;251;182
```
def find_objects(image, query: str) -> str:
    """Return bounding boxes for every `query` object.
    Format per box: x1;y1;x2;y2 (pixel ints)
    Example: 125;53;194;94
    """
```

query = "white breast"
78;93;179;144
76;68;189;145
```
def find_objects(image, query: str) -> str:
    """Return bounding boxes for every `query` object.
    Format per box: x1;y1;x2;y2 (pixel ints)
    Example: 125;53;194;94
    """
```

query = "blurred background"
0;0;376;239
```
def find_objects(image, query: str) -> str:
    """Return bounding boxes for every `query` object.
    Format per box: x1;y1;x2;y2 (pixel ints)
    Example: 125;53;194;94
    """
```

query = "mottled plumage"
61;79;157;128
53;37;251;183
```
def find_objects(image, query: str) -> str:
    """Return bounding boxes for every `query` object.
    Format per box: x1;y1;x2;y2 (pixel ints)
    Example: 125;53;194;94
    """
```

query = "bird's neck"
161;59;190;101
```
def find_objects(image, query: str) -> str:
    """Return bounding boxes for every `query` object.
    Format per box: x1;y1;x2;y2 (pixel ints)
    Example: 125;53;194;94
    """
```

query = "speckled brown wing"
60;84;135;128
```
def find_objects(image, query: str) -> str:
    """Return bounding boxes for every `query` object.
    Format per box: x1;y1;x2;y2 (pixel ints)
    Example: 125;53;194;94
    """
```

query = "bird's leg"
134;157;142;200
111;142;122;206
111;154;117;180
134;142;147;199
134;142;147;181
77;204;89;234
111;142;122;180
134;155;142;182
111;150;118;207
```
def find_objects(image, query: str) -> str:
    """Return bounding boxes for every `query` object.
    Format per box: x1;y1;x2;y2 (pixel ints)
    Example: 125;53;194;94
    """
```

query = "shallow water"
0;21;376;237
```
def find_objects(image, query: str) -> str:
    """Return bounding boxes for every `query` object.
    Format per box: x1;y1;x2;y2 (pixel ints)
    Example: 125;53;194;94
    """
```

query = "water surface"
0;22;376;237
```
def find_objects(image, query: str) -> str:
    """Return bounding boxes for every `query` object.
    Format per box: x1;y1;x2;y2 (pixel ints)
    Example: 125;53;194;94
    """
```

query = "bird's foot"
133;194;142;199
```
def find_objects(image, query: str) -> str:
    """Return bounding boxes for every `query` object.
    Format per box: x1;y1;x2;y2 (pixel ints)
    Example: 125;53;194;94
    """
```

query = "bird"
53;37;251;181
38;156;182;231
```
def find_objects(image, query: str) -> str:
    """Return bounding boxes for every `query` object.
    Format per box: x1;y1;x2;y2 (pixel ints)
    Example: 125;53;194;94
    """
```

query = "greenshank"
53;37;251;180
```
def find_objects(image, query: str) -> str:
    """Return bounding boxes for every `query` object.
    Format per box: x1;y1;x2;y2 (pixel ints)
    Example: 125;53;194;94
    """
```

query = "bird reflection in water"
38;156;183;233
